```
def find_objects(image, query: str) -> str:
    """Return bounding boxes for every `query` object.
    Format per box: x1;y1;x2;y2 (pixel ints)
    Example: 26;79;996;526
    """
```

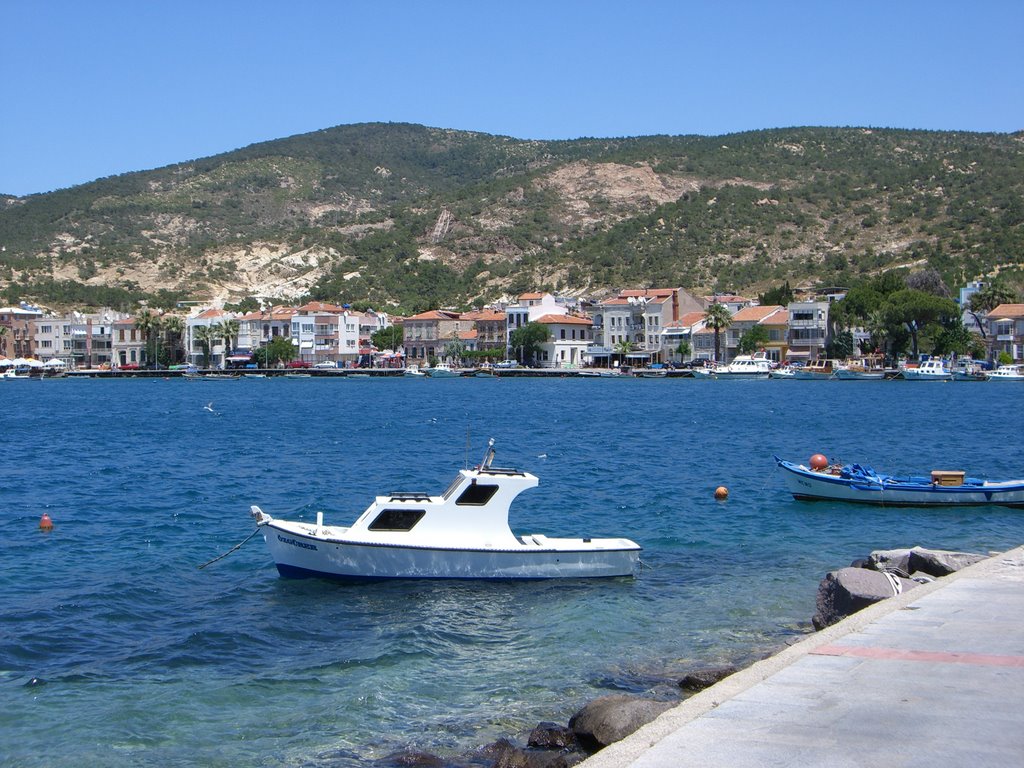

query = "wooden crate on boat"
931;470;965;486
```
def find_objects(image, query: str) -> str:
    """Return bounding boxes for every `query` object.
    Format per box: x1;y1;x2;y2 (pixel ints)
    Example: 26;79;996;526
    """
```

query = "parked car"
313;360;338;369
286;360;312;369
495;359;519;368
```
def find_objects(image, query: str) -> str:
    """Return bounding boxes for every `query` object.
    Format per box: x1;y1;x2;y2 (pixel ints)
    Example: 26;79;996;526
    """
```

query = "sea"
2;375;1022;767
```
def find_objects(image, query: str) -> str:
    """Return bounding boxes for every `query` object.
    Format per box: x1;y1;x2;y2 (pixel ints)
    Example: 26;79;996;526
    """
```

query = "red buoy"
809;454;829;471
39;513;54;531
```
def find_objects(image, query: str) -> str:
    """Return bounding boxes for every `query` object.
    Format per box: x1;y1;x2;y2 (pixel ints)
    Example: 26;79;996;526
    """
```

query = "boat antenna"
465;427;471;468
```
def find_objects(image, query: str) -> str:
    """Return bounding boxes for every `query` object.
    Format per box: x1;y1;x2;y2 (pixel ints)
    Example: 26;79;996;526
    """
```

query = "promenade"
581;544;1024;768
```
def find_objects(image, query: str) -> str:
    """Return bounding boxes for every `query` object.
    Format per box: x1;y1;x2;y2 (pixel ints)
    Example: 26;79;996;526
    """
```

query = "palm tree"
162;315;185;365
967;283;1017;340
219;318;240;358
0;324;8;357
613;339;634;367
703;303;732;363
209;322;229;368
193;325;216;369
134;311;163;368
866;309;891;359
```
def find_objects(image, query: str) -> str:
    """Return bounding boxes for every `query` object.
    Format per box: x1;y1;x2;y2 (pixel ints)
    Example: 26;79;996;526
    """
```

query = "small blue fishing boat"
775;455;1024;507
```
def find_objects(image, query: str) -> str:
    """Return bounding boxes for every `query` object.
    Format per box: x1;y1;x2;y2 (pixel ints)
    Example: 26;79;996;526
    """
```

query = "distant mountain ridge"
1;123;1022;312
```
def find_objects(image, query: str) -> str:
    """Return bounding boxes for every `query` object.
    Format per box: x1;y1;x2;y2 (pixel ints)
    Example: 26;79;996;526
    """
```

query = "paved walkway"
581;545;1024;768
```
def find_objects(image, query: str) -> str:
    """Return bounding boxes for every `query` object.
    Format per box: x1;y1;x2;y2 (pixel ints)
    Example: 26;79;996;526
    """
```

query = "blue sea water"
1;376;1022;767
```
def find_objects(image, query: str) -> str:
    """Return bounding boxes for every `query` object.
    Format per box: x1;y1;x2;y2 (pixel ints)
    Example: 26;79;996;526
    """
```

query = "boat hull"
260;522;641;580
832;369;886;380
775;458;1024;507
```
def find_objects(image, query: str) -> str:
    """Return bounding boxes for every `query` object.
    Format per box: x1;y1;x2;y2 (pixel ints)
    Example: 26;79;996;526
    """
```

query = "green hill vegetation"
1;123;1022;313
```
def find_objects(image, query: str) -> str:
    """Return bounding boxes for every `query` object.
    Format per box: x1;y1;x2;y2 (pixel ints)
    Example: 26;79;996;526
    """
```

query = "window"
455;483;499;505
368;509;425;531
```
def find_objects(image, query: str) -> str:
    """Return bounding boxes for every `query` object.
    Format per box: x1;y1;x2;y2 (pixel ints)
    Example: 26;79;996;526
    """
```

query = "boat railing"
388;492;432;501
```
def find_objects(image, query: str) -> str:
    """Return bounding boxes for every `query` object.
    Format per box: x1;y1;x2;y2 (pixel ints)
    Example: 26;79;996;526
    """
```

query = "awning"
785;350;811;358
226;355;252;361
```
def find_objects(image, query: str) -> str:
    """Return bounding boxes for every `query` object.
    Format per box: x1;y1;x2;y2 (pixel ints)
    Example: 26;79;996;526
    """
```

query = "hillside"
1;123;1022;312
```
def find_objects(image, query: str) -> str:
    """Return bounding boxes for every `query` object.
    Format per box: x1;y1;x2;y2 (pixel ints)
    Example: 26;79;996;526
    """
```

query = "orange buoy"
809;454;829;471
714;486;729;500
39;513;54;531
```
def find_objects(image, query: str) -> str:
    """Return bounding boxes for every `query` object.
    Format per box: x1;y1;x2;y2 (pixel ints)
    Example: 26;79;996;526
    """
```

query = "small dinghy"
775;454;1024;508
252;440;641;580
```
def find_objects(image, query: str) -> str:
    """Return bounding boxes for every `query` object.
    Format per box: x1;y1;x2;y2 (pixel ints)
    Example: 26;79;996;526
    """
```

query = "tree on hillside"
758;281;793;307
905;268;951;298
703;303;732;363
510;322;548;366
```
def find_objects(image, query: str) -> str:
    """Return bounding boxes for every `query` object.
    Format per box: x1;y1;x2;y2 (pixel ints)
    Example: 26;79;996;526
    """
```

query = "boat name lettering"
277;534;318;551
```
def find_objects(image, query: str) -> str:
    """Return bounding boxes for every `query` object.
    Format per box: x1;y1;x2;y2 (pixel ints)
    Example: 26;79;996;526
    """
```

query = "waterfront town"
1;282;1022;373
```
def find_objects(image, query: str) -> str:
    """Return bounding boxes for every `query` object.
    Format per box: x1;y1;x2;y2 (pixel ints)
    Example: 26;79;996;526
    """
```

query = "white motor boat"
426;362;459;378
403;365;427;378
986;364;1024;381
690;353;773;379
899;359;951;381
251;440;642;581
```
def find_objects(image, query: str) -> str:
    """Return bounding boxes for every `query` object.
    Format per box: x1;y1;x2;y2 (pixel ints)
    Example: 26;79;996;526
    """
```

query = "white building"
33;309;125;368
536;314;592;369
786;300;830;361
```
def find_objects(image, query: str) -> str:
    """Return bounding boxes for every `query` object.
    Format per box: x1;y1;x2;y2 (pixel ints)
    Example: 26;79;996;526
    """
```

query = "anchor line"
198;527;262;570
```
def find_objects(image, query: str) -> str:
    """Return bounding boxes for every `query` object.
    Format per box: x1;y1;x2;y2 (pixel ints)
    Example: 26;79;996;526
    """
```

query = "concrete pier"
581;545;1024;768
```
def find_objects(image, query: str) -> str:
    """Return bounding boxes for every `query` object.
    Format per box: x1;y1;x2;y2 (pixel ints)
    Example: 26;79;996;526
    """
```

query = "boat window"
368;509;425;531
456;483;499;506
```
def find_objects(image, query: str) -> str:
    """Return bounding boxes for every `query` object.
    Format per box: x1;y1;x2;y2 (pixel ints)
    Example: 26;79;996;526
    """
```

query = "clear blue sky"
3;0;1022;196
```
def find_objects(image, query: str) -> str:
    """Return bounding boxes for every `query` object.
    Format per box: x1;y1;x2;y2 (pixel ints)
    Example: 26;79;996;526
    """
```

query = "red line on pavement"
811;644;1024;667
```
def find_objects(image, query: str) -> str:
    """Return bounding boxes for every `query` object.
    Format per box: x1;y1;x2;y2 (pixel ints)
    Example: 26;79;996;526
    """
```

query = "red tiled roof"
988;304;1024;319
458;330;478;340
732;305;785;322
297;301;345;313
535;313;592;325
703;294;753;304
195;308;227;319
519;292;545;300
620;288;675;298
665;312;706;328
404;310;461;321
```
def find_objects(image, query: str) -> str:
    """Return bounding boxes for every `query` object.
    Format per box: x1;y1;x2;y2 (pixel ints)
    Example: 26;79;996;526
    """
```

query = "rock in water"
813;567;918;629
678;665;739;692
568;695;673;753
528;722;578;750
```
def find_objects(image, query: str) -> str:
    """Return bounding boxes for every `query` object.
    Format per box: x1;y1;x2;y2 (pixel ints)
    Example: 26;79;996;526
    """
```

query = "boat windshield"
442;474;464;500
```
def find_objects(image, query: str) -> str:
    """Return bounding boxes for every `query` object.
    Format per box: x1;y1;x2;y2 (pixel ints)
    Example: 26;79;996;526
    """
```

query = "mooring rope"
198;527;262;570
